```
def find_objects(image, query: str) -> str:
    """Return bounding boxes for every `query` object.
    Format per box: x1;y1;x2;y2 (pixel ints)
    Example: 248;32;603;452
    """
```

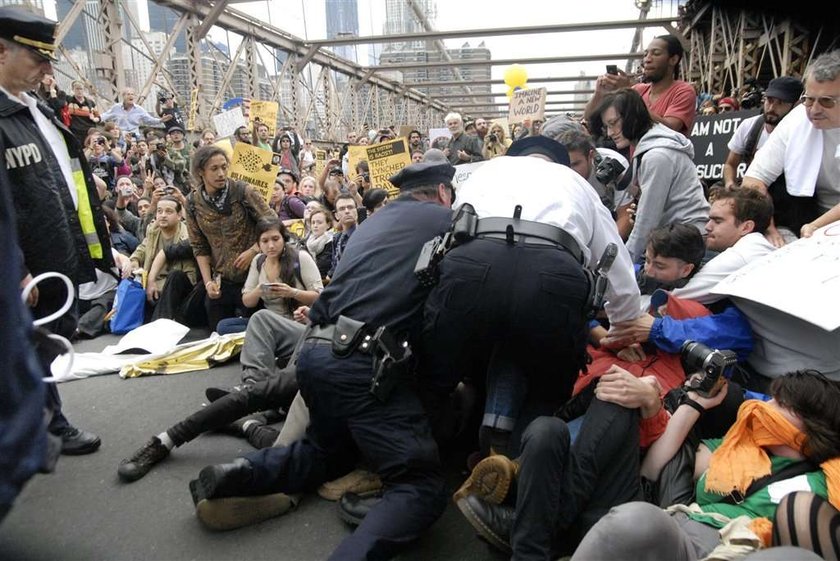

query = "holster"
331;315;368;358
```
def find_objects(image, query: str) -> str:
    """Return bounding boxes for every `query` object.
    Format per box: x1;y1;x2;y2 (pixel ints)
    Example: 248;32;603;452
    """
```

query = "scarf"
705;400;840;545
306;232;330;257
200;181;229;213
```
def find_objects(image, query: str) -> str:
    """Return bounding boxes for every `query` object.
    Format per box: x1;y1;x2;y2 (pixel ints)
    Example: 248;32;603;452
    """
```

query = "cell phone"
606;65;619;75
164;187;174;195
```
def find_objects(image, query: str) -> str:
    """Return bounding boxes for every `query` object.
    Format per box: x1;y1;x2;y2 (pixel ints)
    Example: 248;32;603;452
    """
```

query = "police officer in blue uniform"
189;161;456;561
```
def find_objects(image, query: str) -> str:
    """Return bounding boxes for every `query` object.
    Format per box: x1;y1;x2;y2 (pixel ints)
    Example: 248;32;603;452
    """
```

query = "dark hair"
709;186;773;234
362;188;388;212
256;215;288;239
590;88;654;144
256;217;300;306
191;145;229;184
355;160;369;174
157;195;182;213
409;129;422;138
771;370;840;465
646;223;705;276
655;34;685;78
334;192;356;209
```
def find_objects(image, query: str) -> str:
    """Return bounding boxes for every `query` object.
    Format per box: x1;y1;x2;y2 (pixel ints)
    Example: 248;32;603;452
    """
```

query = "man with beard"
723;76;804;190
584;35;696;136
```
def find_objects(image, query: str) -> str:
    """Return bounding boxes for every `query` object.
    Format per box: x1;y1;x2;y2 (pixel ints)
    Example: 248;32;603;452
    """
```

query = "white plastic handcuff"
20;272;77;383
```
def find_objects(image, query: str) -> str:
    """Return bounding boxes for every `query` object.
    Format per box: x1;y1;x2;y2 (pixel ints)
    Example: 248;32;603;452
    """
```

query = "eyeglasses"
604;117;623;132
799;94;839;109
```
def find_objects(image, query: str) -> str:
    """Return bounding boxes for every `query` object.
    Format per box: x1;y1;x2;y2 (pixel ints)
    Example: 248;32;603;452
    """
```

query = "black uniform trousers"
422;237;590;453
241;340;447;561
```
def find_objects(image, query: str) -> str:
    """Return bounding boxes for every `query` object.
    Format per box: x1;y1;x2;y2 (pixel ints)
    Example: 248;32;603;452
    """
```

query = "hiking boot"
118;437;170;482
317;468;383;501
190;479;297;531
453;454;519;505
456;494;515;553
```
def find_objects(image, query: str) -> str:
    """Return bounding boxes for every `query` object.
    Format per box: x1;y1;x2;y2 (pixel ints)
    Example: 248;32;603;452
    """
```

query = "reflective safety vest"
71;157;103;259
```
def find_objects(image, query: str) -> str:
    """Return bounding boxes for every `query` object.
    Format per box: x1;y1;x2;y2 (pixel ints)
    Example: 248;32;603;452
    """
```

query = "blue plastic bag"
110;279;145;334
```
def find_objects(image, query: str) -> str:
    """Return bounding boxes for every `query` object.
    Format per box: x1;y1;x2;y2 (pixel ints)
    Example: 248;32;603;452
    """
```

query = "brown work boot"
453;454;519;505
317;468;383;501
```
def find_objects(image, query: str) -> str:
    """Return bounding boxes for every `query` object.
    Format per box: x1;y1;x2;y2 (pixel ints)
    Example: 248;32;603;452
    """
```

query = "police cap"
389;161;455;191
0;7;58;61
506;136;571;167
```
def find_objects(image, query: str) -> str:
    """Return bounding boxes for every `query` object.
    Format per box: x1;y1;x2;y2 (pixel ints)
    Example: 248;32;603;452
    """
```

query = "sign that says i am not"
508;88;546;125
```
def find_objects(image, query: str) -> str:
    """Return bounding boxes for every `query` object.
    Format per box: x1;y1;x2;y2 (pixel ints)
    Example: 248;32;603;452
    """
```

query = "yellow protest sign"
347;144;367;177
213;137;234;159
365;137;411;198
314;150;327;178
249;100;279;137
285;219;306;239
229;142;278;203
508;87;547;125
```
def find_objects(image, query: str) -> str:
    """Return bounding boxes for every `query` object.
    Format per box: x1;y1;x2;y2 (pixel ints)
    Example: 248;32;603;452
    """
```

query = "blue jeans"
216;316;249;335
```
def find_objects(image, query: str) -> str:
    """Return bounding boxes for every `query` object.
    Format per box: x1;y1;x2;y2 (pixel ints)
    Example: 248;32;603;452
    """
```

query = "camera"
680;341;738;398
96;137;106;146
361;173;370;182
487;133;498;142
594;155;626;185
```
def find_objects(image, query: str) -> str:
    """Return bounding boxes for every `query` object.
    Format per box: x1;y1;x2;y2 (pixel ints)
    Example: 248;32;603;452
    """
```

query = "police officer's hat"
0;7;59;62
506;136;571;167
389;161;456;191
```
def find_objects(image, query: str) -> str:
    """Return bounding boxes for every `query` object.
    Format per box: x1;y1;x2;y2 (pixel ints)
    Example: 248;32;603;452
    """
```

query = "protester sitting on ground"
122;196;200;324
590;88;710;262
327;193;359;280
102;205;138;257
741;49;840;247
88;133;124;193
302;206;334;282
571;370;840;561
276;168;307;223
216;217;321;334
76;247;130;339
185;145;276;330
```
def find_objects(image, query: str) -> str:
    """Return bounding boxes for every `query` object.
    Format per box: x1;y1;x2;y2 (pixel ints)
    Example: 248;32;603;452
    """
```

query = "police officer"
0;7;113;455
189;162;456;561
422;136;643;457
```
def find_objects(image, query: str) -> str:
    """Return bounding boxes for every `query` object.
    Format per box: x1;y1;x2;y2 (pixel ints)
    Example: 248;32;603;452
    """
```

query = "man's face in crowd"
643;246;694;284
640;38;675;84
705;199;749;252
475;119;488;136
155;200;179;229
0;42;53;95
409;132;421;146
202;131;216;145
334;199;358;228
153;177;167;191
122;88;136;105
72;82;85;97
137;199;151;219
136;140;148;155
803;76;840;130
567;149;594;180
237;128;252;143
258;125;270;141
446;117;463;135
170;130;184;144
347;131;358;144
465;123;477;137
762;95;796;126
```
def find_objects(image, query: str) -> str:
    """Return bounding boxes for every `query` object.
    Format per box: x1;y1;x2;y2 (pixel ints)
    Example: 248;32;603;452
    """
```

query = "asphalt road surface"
0;331;507;561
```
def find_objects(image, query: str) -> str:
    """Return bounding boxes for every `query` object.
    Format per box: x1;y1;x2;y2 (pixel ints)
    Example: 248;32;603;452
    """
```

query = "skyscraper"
325;0;359;63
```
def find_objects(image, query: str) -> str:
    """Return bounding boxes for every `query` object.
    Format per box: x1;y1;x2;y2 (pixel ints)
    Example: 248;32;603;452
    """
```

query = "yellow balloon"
504;64;528;88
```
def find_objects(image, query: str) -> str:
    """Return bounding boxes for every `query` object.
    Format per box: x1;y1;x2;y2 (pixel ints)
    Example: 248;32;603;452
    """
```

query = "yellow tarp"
119;333;245;378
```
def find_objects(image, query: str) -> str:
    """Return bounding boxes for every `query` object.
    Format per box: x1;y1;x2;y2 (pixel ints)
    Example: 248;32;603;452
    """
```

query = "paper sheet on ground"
712;221;840;330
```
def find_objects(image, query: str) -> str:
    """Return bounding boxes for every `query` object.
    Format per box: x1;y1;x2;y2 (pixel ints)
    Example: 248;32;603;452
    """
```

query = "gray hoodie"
625;124;710;262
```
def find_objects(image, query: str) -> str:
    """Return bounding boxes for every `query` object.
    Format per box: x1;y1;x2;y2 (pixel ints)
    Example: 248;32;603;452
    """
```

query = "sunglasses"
800;94;839;109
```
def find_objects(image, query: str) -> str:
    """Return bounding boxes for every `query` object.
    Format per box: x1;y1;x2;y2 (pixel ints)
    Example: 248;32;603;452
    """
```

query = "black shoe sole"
455;497;512;554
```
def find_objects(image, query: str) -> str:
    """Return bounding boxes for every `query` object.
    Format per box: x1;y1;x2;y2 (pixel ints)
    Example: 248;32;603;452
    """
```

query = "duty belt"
474;217;583;264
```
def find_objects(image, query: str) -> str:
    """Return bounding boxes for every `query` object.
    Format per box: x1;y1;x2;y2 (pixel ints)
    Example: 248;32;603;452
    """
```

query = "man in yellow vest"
0;6;114;455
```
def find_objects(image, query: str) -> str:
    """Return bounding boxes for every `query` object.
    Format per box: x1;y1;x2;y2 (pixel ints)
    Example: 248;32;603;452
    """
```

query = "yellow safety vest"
70;157;103;259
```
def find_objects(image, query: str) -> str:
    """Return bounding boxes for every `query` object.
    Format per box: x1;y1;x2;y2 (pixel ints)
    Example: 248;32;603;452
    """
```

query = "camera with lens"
158;91;171;103
594;154;626;185
96;137;107;146
680;341;738;398
487;133;498;143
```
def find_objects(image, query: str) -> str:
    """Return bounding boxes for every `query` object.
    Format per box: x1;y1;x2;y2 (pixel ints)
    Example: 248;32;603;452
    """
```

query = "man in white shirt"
742;50;840;246
100;87;163;139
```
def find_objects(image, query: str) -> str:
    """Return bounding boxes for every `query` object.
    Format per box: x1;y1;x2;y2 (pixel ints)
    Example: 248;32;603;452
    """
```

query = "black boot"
456;494;515;553
337;490;383;526
190;458;255;503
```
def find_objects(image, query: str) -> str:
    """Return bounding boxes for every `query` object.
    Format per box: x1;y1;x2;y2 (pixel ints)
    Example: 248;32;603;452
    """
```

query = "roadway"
0;332;505;561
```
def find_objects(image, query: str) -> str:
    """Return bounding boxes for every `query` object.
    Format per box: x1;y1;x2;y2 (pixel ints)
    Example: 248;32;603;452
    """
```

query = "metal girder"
305;17;679;47
55;0;87;45
372;52;644;71
450;101;587;108
195;0;229;40
401;76;600;88
154;0;448;112
98;0;126;102
185;16;205;129
246;36;258;99
430;89;594;99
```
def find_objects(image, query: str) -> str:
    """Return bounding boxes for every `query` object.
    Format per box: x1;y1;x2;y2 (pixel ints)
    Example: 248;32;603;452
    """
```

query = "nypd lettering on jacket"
5;143;43;169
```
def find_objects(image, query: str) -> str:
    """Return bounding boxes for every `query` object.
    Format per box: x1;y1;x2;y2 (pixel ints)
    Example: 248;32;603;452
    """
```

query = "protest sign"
286;219;305;239
399;125;417;139
314;150;327;177
347;144;367;177
365;137;411;198
212;106;247;139
452;161;485;190
712;221;840;330
213;137;234;159
689;109;760;181
249;100;279;136
229;142;278;203
508;88;546;125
